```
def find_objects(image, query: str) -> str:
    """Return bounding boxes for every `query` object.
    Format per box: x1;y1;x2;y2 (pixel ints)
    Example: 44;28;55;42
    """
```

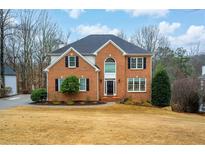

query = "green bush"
61;76;80;94
31;88;47;102
51;101;62;105
152;64;171;107
66;100;75;105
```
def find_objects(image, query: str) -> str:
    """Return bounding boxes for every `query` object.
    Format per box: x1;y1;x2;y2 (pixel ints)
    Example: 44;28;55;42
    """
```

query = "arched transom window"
104;58;116;73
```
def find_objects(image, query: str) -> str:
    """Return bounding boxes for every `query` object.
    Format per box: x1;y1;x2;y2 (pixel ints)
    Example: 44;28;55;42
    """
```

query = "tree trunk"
0;10;5;88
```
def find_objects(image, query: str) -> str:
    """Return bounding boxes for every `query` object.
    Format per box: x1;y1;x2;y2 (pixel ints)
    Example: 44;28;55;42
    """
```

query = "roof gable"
44;47;100;72
3;66;16;76
51;34;150;55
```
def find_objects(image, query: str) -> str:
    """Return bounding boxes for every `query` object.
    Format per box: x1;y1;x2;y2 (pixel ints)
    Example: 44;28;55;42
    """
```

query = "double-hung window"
130;57;143;69
127;78;146;92
68;56;76;68
79;78;86;91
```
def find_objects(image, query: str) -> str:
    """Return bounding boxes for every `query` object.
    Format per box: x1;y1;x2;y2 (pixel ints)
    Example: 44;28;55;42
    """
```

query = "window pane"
105;63;115;73
131;58;136;68
137;58;143;68
140;78;145;91
79;78;86;91
128;78;133;91
134;78;139;91
69;56;76;67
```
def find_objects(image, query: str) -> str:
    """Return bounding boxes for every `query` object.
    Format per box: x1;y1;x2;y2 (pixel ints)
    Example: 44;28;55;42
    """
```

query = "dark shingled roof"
2;66;16;76
52;34;150;55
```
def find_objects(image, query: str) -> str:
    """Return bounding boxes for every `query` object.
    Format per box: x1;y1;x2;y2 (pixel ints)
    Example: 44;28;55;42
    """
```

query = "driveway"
0;94;32;110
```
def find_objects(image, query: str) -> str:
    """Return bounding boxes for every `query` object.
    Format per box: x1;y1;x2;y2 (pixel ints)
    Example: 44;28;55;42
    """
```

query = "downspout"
46;71;48;101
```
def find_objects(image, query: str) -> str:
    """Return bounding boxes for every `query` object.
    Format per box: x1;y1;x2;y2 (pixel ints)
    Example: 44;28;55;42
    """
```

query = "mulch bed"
30;101;106;106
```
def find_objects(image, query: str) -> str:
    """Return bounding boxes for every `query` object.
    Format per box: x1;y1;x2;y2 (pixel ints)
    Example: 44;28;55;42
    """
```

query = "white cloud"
65;9;85;19
125;9;169;17
159;21;181;34
168;25;205;51
74;24;120;36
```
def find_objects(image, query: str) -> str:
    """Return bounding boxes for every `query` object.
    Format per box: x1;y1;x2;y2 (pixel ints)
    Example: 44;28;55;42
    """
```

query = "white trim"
44;47;100;72
93;40;127;56
127;78;146;92
79;78;86;92
126;53;152;56
46;71;48;101
68;56;76;68
96;71;99;100
104;79;116;96
130;57;144;70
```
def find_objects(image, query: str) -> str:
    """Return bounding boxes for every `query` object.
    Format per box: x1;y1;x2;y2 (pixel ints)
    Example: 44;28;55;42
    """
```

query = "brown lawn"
0;104;205;144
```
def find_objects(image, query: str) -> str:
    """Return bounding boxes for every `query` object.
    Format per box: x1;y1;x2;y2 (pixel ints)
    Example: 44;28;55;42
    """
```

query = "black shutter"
55;79;58;91
143;57;146;69
128;57;130;69
65;56;68;67
76;56;79;67
86;78;89;91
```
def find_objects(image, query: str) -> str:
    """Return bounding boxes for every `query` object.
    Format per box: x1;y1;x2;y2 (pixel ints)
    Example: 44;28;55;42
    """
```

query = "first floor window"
79;78;86;91
127;78;146;92
68;56;76;67
55;78;64;91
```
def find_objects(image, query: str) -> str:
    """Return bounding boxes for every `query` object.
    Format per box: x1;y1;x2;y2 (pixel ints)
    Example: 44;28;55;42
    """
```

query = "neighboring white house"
4;66;17;95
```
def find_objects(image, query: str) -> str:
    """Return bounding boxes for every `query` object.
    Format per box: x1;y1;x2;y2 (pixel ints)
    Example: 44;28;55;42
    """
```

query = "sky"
47;9;205;52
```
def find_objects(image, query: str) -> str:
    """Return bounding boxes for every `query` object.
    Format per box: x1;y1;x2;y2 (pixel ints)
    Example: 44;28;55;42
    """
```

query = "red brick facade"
47;42;152;102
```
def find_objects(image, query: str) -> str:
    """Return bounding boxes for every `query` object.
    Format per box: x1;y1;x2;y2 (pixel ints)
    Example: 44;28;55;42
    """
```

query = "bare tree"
131;25;170;71
117;30;127;40
15;10;39;93
0;9;12;88
34;10;67;88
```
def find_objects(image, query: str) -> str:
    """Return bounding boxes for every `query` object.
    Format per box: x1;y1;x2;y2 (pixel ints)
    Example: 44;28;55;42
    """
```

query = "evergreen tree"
152;64;171;106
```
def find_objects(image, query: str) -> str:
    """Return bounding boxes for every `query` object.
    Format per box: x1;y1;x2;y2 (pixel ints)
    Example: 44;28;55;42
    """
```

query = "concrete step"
100;96;121;102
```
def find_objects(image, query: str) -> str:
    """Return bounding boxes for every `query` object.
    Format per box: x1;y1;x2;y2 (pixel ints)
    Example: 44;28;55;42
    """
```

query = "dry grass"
0;104;205;144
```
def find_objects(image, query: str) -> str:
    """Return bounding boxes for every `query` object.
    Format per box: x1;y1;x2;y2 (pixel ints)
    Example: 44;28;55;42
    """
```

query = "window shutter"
65;56;68;67
55;79;58;91
143;57;146;69
128;57;130;69
86;78;89;91
76;56;79;67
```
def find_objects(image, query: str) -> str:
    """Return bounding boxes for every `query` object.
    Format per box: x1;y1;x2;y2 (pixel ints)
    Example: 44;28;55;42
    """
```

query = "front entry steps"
100;96;121;102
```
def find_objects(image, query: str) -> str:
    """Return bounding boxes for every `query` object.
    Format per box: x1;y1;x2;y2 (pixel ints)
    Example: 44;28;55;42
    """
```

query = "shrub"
152;64;171;107
31;88;47;102
61;76;80;94
51;101;62;105
171;78;200;113
0;87;12;97
66;100;75;105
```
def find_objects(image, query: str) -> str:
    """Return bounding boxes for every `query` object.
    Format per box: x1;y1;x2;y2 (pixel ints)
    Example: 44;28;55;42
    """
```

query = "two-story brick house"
44;34;152;102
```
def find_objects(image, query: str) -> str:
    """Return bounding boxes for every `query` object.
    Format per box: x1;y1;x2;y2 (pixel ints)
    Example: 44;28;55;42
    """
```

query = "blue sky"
48;9;205;52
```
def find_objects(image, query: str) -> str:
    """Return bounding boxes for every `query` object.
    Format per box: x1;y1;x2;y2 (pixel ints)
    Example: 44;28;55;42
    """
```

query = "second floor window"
130;57;143;69
68;56;76;68
105;58;116;73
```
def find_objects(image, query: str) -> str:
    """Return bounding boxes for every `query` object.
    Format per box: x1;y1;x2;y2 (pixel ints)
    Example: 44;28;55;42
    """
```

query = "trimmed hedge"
152;64;171;107
31;88;47;102
61;76;80;94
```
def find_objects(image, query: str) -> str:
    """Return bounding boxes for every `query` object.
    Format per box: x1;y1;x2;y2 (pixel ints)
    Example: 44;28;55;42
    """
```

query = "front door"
107;81;114;95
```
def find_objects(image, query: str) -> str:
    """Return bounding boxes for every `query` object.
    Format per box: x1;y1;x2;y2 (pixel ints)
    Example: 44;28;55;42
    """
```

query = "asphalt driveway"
0;94;32;110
